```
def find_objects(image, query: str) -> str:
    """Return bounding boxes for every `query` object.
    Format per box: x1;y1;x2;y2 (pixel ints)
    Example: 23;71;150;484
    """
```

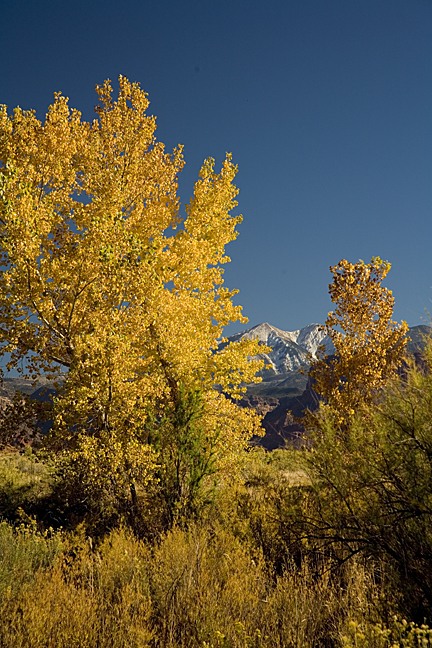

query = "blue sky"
1;0;432;336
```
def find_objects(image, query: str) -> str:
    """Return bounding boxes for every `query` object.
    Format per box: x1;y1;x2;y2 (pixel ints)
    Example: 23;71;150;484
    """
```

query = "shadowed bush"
299;343;432;623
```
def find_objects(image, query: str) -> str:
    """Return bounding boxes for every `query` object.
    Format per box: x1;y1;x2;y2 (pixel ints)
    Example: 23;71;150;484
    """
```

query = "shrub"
302;339;432;622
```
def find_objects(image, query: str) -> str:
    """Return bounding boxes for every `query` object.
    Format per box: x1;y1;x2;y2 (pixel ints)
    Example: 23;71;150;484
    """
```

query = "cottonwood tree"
309;257;408;423
0;77;265;510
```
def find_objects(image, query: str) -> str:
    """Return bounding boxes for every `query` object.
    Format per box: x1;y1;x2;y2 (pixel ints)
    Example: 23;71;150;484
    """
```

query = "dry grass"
0;519;405;648
0;447;430;647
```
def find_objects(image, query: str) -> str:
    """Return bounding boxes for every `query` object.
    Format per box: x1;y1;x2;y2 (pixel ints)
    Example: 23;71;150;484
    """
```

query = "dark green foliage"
147;386;219;528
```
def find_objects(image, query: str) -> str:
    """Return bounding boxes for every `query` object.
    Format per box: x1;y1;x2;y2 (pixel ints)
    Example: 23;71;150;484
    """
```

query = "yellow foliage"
310;257;408;423
0;77;266;488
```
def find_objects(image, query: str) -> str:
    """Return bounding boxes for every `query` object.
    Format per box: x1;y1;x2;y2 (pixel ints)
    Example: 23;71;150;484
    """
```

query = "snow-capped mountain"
226;322;334;376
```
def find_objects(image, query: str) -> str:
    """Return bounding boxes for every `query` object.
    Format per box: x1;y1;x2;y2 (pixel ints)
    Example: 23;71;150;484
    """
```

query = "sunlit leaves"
310;257;408;424
0;76;265;491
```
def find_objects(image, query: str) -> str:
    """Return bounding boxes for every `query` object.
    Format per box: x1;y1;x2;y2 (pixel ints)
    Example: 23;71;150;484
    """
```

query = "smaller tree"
310;257;408;422
147;385;220;528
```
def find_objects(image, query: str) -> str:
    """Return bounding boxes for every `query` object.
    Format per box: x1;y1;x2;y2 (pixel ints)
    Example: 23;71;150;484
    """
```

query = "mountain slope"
227;322;334;376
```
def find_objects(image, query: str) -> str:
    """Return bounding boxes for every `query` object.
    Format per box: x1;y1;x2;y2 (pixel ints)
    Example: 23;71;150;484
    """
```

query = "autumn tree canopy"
310;257;408;423
0;76;265;497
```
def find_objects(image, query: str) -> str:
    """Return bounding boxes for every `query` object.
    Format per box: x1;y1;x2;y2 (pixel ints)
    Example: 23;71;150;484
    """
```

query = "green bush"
0;518;63;600
300;341;432;622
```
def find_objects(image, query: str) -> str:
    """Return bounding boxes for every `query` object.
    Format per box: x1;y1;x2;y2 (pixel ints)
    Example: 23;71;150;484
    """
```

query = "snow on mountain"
226;322;334;376
294;323;334;357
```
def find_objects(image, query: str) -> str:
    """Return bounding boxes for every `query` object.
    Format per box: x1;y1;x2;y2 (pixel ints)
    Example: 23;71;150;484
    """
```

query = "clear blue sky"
1;0;432;336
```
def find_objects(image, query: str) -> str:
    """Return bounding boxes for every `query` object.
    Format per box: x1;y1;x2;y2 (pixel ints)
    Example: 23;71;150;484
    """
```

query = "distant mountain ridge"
228;322;432;448
224;322;334;399
227;322;334;375
225;321;431;405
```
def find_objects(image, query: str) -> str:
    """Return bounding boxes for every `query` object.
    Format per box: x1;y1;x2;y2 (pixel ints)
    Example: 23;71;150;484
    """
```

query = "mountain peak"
227;322;334;376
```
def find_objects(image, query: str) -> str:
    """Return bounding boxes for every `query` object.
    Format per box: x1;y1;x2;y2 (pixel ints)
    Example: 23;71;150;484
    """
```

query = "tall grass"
0;519;63;599
0;518;416;648
0;525;153;648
